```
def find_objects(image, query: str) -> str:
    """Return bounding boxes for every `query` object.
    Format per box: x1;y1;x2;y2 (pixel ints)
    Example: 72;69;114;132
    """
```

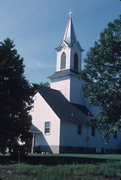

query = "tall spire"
63;11;77;45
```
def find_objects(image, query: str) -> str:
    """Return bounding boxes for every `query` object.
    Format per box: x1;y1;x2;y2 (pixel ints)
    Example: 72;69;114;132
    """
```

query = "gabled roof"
73;103;90;115
34;84;88;124
48;69;79;79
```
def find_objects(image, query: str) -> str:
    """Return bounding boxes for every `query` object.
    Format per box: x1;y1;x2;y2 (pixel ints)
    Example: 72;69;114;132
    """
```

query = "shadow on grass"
0;154;118;165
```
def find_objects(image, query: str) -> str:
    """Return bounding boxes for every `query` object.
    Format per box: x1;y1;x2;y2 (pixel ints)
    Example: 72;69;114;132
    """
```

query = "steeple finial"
68;10;73;19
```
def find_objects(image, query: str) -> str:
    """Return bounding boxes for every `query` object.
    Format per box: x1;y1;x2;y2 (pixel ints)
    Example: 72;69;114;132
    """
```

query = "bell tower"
55;11;83;72
49;12;85;105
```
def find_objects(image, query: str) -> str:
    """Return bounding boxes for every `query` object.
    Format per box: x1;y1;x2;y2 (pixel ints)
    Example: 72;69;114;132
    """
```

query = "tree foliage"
0;38;35;154
80;15;121;139
39;81;50;87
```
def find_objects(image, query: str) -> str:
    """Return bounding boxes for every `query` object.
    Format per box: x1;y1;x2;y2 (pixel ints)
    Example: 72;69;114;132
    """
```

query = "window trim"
114;131;117;139
44;121;51;135
91;127;95;137
60;52;66;69
74;53;78;71
77;124;82;136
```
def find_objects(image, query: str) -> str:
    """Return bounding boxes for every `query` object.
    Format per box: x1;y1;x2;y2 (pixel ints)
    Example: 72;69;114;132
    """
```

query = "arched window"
60;52;66;69
74;53;78;71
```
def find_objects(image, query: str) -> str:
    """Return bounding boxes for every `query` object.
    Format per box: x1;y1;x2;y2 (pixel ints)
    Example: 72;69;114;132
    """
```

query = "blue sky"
0;0;120;83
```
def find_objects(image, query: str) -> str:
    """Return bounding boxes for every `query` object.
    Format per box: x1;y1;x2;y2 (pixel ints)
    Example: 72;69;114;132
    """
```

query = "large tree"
0;38;35;153
80;15;121;139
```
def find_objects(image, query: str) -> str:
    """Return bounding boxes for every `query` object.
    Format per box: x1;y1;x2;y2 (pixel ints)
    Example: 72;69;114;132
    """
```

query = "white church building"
30;14;121;154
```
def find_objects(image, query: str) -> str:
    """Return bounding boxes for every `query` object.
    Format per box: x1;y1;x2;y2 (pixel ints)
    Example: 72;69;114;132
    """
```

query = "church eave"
48;69;79;79
55;41;69;52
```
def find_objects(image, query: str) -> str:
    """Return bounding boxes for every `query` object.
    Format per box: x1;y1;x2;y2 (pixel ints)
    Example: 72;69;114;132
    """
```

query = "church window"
60;52;66;69
91;127;95;136
74;53;78;71
114;132;117;139
77;125;82;135
44;121;51;134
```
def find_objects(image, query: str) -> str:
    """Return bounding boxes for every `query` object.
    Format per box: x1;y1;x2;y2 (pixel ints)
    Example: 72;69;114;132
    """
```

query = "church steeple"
63;14;77;45
55;13;83;72
49;12;85;105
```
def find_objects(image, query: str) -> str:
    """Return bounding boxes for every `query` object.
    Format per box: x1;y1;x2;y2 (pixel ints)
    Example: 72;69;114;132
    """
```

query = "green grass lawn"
28;153;121;160
0;162;121;180
0;154;121;180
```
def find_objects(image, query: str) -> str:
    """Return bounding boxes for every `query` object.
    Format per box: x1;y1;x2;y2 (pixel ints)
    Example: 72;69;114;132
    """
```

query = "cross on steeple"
68;10;73;19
